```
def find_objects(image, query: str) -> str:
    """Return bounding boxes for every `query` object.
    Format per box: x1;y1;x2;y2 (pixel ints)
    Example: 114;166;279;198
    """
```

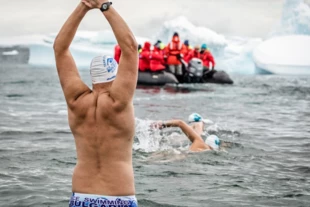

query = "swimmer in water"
53;0;139;206
152;113;221;152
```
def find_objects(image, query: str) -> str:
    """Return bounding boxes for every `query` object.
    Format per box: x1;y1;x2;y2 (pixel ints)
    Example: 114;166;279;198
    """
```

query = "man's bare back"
53;0;139;204
69;91;136;195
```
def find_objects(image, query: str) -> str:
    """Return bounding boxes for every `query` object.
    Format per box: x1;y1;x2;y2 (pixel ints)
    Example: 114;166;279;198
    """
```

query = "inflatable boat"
138;71;178;86
138;58;233;86
202;70;234;84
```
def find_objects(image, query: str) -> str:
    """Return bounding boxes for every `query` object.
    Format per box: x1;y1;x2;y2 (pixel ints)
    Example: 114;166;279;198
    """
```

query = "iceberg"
0;31;150;68
154;16;260;74
271;0;310;36
154;16;227;48
253;35;310;74
253;0;310;75
1;0;309;75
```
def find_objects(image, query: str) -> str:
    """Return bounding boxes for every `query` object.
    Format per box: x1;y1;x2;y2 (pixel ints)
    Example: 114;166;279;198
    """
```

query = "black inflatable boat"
138;71;178;86
138;58;233;85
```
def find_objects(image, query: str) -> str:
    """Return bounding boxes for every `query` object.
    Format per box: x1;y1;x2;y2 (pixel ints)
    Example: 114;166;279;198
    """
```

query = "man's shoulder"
192;138;207;147
190;142;210;152
69;92;120;113
98;92;133;112
67;92;92;110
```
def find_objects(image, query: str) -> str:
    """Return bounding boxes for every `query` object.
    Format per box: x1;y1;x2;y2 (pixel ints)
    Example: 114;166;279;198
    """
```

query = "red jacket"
165;36;186;65
114;45;121;63
201;50;216;68
139;42;151;71
183;45;192;59
185;50;200;63
150;48;166;72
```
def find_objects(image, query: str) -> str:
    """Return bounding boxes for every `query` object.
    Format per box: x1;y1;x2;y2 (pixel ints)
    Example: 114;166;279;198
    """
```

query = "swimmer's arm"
53;3;91;105
162;120;203;144
103;6;138;107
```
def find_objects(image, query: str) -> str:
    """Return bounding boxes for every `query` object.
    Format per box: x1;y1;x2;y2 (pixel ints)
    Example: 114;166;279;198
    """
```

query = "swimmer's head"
188;113;213;125
205;135;220;151
90;55;118;84
189;113;211;123
188;113;203;123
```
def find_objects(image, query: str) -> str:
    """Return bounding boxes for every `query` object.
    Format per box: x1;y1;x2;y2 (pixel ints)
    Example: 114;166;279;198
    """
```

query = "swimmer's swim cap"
188;113;213;124
90;55;118;84
205;135;220;151
188;113;203;123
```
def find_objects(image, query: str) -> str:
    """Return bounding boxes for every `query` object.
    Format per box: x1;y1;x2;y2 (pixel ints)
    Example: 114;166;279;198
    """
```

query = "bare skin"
53;0;138;196
189;121;204;136
153;120;212;152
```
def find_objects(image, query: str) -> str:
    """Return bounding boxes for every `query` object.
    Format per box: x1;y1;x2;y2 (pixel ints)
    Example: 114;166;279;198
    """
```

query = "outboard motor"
184;58;204;83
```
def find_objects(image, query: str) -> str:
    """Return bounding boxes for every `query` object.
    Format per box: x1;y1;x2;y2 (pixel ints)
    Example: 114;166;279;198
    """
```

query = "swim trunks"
69;192;138;207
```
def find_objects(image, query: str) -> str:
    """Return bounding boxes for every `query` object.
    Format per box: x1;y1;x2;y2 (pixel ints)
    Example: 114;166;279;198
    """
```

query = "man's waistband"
69;192;138;207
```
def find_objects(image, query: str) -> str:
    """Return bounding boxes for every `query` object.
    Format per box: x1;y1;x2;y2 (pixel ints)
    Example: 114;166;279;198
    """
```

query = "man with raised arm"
53;0;138;206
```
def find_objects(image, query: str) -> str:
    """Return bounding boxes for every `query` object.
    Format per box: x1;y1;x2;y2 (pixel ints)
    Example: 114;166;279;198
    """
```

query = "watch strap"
100;2;112;12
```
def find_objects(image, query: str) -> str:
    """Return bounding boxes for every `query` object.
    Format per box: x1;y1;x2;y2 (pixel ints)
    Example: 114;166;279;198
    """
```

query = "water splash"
134;118;171;152
133;118;239;153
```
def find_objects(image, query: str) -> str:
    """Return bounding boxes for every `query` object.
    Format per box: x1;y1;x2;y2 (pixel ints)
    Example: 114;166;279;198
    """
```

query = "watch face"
102;4;108;10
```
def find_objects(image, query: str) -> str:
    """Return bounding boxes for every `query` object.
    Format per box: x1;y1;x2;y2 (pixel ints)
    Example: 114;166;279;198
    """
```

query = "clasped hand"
81;0;109;9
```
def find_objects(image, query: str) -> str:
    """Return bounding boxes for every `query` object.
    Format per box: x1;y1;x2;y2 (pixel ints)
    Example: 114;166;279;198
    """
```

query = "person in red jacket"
139;41;151;72
185;45;201;63
165;32;186;76
114;44;121;64
183;40;192;59
200;43;215;71
150;42;166;72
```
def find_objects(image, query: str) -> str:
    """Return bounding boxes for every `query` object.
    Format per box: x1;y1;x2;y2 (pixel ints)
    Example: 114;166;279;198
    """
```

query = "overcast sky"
0;0;284;38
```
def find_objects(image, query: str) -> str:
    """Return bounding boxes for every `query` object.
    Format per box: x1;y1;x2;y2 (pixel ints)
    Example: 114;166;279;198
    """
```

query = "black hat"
155;40;162;45
173;32;179;37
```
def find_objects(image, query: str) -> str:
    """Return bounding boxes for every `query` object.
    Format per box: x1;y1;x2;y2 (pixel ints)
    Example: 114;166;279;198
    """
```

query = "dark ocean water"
0;65;309;207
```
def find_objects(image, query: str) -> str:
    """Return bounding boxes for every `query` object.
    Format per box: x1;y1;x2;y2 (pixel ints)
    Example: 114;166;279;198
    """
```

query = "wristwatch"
100;2;112;12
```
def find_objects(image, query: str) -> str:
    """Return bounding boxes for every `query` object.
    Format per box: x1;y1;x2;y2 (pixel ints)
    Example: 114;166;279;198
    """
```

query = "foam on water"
134;118;174;152
132;117;236;153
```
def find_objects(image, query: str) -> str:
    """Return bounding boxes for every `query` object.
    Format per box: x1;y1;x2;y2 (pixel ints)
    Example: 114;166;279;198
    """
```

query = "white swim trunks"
69;192;138;207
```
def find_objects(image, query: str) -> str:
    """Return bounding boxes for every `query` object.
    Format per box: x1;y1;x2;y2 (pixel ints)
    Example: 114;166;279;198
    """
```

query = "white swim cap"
188;113;213;124
188;113;203;123
90;55;118;84
205;135;220;151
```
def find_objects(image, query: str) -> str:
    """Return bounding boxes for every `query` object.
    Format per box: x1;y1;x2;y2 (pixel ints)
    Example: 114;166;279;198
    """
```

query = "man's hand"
150;121;166;130
150;120;182;129
81;0;109;9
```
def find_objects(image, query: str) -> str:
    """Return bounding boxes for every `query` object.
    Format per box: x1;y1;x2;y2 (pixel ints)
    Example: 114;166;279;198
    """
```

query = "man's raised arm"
83;0;138;106
53;3;90;105
104;2;138;106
